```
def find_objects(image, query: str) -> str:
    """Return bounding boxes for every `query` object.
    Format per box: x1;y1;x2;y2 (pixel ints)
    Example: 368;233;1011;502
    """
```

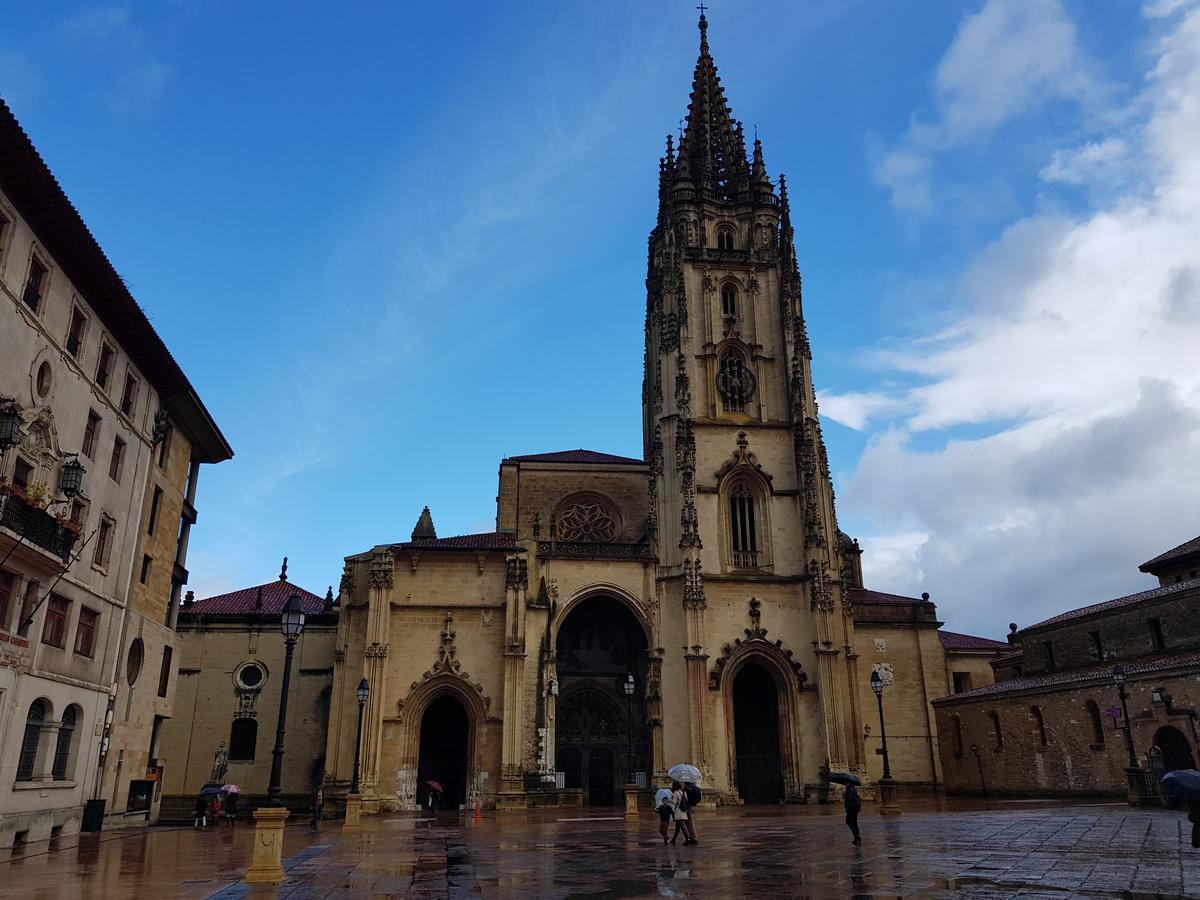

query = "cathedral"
318;13;1003;813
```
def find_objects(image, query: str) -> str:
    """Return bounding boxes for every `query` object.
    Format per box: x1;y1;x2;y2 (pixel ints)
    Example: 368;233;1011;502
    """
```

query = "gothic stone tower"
645;12;864;798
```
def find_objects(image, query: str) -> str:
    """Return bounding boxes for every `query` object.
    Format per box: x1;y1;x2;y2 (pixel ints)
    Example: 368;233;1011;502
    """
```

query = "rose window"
557;502;617;542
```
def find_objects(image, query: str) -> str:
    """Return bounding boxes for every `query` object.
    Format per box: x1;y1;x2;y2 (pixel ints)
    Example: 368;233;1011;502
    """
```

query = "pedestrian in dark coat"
193;795;208;829
844;784;862;845
1189;799;1200;848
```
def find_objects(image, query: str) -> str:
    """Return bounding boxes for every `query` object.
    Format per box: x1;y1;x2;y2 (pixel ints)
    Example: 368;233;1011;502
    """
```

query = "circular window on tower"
126;638;144;685
235;661;266;691
35;361;52;399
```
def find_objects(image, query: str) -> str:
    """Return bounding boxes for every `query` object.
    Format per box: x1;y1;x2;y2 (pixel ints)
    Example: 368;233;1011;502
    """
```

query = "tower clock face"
717;360;757;406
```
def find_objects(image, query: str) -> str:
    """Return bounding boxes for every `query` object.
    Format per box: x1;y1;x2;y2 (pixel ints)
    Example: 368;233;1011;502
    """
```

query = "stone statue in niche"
210;741;228;783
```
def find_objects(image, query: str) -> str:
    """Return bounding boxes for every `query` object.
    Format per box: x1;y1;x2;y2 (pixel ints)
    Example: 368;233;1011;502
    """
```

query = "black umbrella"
1163;769;1200;801
824;771;861;786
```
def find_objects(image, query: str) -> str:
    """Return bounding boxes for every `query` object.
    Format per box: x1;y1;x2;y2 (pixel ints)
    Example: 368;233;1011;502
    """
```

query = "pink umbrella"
221;784;241;794
426;780;444;793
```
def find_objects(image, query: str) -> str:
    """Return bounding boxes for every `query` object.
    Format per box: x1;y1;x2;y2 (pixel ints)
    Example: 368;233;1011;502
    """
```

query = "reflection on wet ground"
1;798;1198;898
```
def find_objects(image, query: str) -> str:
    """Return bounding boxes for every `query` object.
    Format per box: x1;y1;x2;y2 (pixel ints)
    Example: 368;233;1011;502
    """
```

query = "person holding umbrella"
826;771;862;845
654;785;674;844
221;784;241;827
667;764;702;845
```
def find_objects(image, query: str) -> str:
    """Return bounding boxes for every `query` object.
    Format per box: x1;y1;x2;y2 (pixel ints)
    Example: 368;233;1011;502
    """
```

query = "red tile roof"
504;449;645;466
848;588;927;605
1024;577;1200;633
395;531;522;552
1140;534;1200;571
188;580;327;616
934;650;1200;703
938;630;1011;652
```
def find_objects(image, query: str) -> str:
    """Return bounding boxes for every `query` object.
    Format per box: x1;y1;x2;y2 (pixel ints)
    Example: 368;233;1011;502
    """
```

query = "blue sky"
4;1;1199;637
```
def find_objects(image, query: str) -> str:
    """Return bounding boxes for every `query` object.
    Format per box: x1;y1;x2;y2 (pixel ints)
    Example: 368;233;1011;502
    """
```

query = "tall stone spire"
677;10;750;201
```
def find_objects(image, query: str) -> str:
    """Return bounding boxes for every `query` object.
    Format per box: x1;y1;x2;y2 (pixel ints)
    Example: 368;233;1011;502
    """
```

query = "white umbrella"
667;764;703;784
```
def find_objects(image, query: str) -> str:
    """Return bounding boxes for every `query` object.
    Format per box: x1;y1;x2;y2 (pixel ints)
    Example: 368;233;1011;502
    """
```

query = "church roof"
1139;534;1200;571
396;531;522;552
186;579;327;617
938;630;1011;652
933;650;1200;704
848;588;927;605
504;449;645;466
1022;576;1200;634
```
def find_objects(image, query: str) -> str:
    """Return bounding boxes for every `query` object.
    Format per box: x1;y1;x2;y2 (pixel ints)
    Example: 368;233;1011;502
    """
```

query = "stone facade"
320;16;1006;813
934;535;1200;797
158;576;337;810
0;99;230;847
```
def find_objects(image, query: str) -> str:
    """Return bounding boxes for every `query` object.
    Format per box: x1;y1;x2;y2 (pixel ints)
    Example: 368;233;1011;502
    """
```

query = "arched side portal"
552;594;651;805
732;663;783;803
1154;725;1196;774
417;694;469;809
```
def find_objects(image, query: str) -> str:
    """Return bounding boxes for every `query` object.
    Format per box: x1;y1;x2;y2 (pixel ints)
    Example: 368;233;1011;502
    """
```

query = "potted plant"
23;482;49;509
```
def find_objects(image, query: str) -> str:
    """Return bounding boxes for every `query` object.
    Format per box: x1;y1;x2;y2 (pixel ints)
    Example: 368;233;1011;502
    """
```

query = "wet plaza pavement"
3;799;1200;898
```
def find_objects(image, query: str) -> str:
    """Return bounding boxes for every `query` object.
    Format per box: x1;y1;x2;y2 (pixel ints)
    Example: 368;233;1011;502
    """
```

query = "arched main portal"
416;694;469;810
1154;726;1196;773
554;594;649;805
732;662;784;803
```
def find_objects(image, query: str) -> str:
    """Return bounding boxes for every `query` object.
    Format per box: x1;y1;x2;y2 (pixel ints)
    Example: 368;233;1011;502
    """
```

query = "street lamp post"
870;670;901;815
246;593;306;884
344;678;369;831
622;672;638;819
970;743;988;800
1113;665;1145;806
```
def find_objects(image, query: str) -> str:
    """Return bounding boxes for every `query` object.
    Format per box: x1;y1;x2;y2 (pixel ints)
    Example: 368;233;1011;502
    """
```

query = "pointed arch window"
717;226;735;251
721;283;738;317
1086;699;1105;746
717;350;755;413
989;711;1003;750
1031;705;1047;747
17;700;46;781
52;706;78;780
729;483;758;567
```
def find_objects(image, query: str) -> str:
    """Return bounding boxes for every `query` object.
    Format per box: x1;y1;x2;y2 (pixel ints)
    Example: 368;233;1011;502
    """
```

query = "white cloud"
818;390;908;431
1039;137;1129;184
845;1;1200;637
872;0;1096;212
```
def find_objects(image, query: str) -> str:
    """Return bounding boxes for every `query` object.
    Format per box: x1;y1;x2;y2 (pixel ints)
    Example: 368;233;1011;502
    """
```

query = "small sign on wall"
1106;706;1121;719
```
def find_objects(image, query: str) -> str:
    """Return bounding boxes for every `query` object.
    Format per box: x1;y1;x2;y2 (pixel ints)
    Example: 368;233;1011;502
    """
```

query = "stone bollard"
244;807;290;884
623;784;640;819
343;793;362;831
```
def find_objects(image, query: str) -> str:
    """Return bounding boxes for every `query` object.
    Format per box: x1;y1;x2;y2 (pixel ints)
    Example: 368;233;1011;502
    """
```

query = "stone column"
498;559;528;805
361;550;393;807
682;559;709;773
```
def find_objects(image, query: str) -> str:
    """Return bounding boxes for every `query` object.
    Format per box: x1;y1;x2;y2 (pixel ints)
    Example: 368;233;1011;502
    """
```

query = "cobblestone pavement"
3;800;1200;898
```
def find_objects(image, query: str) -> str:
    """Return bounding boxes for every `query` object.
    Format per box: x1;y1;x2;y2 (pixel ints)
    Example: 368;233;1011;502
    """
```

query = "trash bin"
81;799;106;832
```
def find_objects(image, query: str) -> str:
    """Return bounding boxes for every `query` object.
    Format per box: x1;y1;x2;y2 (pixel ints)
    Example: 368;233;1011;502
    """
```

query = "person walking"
224;790;239;827
844;783;862;845
193;795;208;829
310;786;324;829
669;781;697;846
681;781;701;843
654;786;674;845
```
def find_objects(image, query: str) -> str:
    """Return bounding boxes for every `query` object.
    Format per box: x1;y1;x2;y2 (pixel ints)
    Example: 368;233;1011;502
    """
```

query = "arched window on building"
17;700;46;781
989;711;1003;749
1086;699;1105;746
229;718;258;761
717;351;755;413
729;483;759;567
721;283;738;317
717;226;735;250
1031;705;1048;747
52;705;78;781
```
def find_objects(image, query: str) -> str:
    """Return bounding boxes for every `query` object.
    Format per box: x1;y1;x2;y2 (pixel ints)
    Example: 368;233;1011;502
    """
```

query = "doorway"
1154;725;1196;773
732;662;784;803
416;694;469;810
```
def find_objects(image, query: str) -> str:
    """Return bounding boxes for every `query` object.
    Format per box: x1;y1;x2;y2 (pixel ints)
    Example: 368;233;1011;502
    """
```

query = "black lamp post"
351;678;369;795
623;672;636;785
1113;665;1139;768
266;594;306;808
870;669;900;814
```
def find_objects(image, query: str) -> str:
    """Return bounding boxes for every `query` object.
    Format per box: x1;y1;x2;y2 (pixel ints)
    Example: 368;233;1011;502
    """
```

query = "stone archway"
417;694;470;810
1154;725;1196;773
553;594;650;805
732;662;784;803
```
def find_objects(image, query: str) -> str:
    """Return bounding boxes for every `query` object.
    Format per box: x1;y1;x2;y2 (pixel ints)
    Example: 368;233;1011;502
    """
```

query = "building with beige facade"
315;16;1007;814
934;533;1200;799
0;98;230;847
157;571;337;813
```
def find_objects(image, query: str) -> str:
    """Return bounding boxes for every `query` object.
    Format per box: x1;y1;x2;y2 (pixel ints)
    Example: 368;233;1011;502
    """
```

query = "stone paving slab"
1;800;1199;898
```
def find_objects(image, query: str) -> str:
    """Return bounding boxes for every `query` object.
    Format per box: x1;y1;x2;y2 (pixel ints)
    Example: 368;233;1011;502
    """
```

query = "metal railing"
0;491;76;560
731;550;759;567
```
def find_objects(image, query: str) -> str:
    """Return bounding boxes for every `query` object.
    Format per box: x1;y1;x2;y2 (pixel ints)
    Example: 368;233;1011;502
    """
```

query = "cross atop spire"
697;3;709;53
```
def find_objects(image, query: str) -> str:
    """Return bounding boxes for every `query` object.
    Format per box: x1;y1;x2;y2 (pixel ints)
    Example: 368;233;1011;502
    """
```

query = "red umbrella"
426;780;444;793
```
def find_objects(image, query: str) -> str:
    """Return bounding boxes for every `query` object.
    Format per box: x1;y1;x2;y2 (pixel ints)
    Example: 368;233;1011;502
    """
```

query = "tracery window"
721;283;738;317
729;483;758;567
717;226;735;250
557;500;617;543
717;351;755;412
